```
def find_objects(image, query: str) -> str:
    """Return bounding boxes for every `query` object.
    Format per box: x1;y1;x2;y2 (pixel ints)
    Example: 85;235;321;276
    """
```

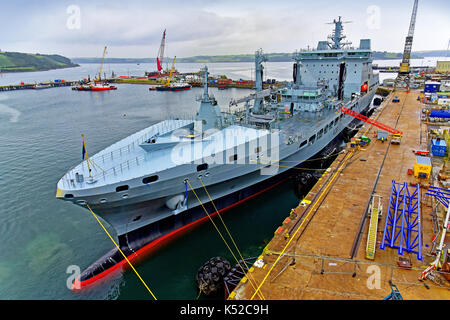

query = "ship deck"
231;90;450;300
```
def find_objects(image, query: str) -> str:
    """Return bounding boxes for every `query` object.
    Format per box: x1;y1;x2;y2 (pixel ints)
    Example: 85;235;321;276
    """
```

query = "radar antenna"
326;16;352;49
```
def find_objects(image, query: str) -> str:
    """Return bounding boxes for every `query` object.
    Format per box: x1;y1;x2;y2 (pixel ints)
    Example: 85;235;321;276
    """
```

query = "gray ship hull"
74;89;376;287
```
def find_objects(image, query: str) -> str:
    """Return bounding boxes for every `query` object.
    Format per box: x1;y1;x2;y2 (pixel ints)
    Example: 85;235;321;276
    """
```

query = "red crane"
340;106;403;135
156;29;166;72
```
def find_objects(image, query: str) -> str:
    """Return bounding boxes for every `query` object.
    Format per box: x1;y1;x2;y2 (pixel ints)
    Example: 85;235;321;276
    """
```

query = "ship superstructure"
56;17;379;287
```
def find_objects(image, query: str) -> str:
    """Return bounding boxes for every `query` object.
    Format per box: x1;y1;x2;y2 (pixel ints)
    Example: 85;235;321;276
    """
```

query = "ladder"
366;195;382;260
383;281;403;300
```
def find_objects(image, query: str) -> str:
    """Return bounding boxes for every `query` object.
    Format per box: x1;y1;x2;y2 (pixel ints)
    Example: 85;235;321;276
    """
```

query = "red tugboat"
73;46;117;91
90;83;117;91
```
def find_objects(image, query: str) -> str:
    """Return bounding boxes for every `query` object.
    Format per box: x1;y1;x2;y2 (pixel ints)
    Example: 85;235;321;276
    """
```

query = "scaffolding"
380;180;422;260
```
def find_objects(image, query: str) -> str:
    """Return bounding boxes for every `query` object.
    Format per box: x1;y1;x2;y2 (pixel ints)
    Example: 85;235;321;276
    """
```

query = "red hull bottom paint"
72;176;290;290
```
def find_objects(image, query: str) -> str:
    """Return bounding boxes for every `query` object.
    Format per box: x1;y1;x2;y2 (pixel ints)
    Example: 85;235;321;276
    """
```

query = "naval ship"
56;17;379;288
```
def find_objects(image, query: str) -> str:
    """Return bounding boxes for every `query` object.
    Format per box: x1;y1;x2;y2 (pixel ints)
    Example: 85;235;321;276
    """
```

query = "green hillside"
0;52;79;72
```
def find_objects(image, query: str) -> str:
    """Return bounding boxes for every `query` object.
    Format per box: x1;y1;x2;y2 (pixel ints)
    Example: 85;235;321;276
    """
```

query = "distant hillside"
72;57;156;64
71;50;448;64
0;52;79;72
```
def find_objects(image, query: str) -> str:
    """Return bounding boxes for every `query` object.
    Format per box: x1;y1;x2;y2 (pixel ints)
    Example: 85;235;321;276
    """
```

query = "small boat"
72;83;117;91
32;83;52;89
153;83;191;92
72;84;90;91
90;83;117;91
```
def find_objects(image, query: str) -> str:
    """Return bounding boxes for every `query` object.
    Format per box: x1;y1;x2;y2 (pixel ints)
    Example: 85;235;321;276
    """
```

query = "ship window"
133;215;142;222
116;185;129;192
309;135;316;145
324;125;328;134
317;129;323;139
64;194;74;199
197;163;208;171
229;154;238;162
142;176;159;184
299;140;307;149
255;146;262;153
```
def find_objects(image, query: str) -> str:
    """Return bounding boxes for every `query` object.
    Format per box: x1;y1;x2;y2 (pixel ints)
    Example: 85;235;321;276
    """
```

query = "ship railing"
88;119;192;164
60;119;194;189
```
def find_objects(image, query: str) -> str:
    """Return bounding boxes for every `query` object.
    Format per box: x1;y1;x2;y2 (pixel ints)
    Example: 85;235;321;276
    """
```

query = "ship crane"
164;56;176;87
393;0;419;91
96;46;107;82
157;29;166;72
340;106;403;135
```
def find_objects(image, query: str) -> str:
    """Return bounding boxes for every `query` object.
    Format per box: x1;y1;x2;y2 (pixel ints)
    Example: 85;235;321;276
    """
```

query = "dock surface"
232;90;450;300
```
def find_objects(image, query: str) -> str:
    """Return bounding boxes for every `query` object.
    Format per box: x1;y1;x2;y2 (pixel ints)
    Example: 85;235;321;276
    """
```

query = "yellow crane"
164;56;176;87
97;46;107;81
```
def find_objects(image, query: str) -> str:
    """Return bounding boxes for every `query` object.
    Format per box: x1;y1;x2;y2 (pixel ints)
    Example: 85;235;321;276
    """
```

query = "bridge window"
142;175;159;184
299;140;307;149
229;154;238;162
116;185;129;192
309;135;316;145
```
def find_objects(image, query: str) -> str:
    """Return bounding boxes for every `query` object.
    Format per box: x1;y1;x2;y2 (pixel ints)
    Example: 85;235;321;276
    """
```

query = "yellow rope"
186;180;265;300
198;178;266;300
250;149;354;299
85;203;157;300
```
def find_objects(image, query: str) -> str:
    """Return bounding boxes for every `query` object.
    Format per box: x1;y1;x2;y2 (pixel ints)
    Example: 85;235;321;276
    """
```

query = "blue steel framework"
425;186;450;209
380;180;422;260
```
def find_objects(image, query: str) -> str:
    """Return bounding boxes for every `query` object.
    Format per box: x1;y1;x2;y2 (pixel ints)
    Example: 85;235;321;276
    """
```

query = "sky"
0;0;449;58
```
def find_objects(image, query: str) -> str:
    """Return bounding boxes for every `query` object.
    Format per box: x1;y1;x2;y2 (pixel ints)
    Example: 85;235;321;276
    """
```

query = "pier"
0;80;79;92
230;90;450;300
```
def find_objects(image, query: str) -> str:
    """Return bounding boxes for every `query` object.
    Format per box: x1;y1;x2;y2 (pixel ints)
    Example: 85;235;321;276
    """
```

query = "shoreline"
0;64;80;74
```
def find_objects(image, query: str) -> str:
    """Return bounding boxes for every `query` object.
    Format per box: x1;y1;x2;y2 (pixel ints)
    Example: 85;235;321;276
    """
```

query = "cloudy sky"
1;0;449;58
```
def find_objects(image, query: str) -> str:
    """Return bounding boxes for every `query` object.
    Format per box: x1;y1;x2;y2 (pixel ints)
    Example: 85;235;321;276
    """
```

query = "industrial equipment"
393;0;419;91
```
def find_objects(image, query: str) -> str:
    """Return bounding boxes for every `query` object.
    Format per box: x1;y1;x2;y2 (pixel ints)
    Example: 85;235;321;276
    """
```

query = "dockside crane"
393;0;419;91
157;29;166;72
96;46;108;82
164;56;176;87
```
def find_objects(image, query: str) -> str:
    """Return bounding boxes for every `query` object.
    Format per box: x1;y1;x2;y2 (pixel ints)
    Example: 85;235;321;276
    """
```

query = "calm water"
0;58;444;300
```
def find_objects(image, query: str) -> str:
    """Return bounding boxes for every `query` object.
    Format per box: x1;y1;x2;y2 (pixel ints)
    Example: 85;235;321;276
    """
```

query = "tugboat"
150;56;191;92
72;82;117;91
90;83;117;91
73;46;117;91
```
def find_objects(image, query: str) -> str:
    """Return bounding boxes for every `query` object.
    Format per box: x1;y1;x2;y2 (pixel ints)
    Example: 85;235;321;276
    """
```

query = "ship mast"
254;49;268;114
327;16;352;49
